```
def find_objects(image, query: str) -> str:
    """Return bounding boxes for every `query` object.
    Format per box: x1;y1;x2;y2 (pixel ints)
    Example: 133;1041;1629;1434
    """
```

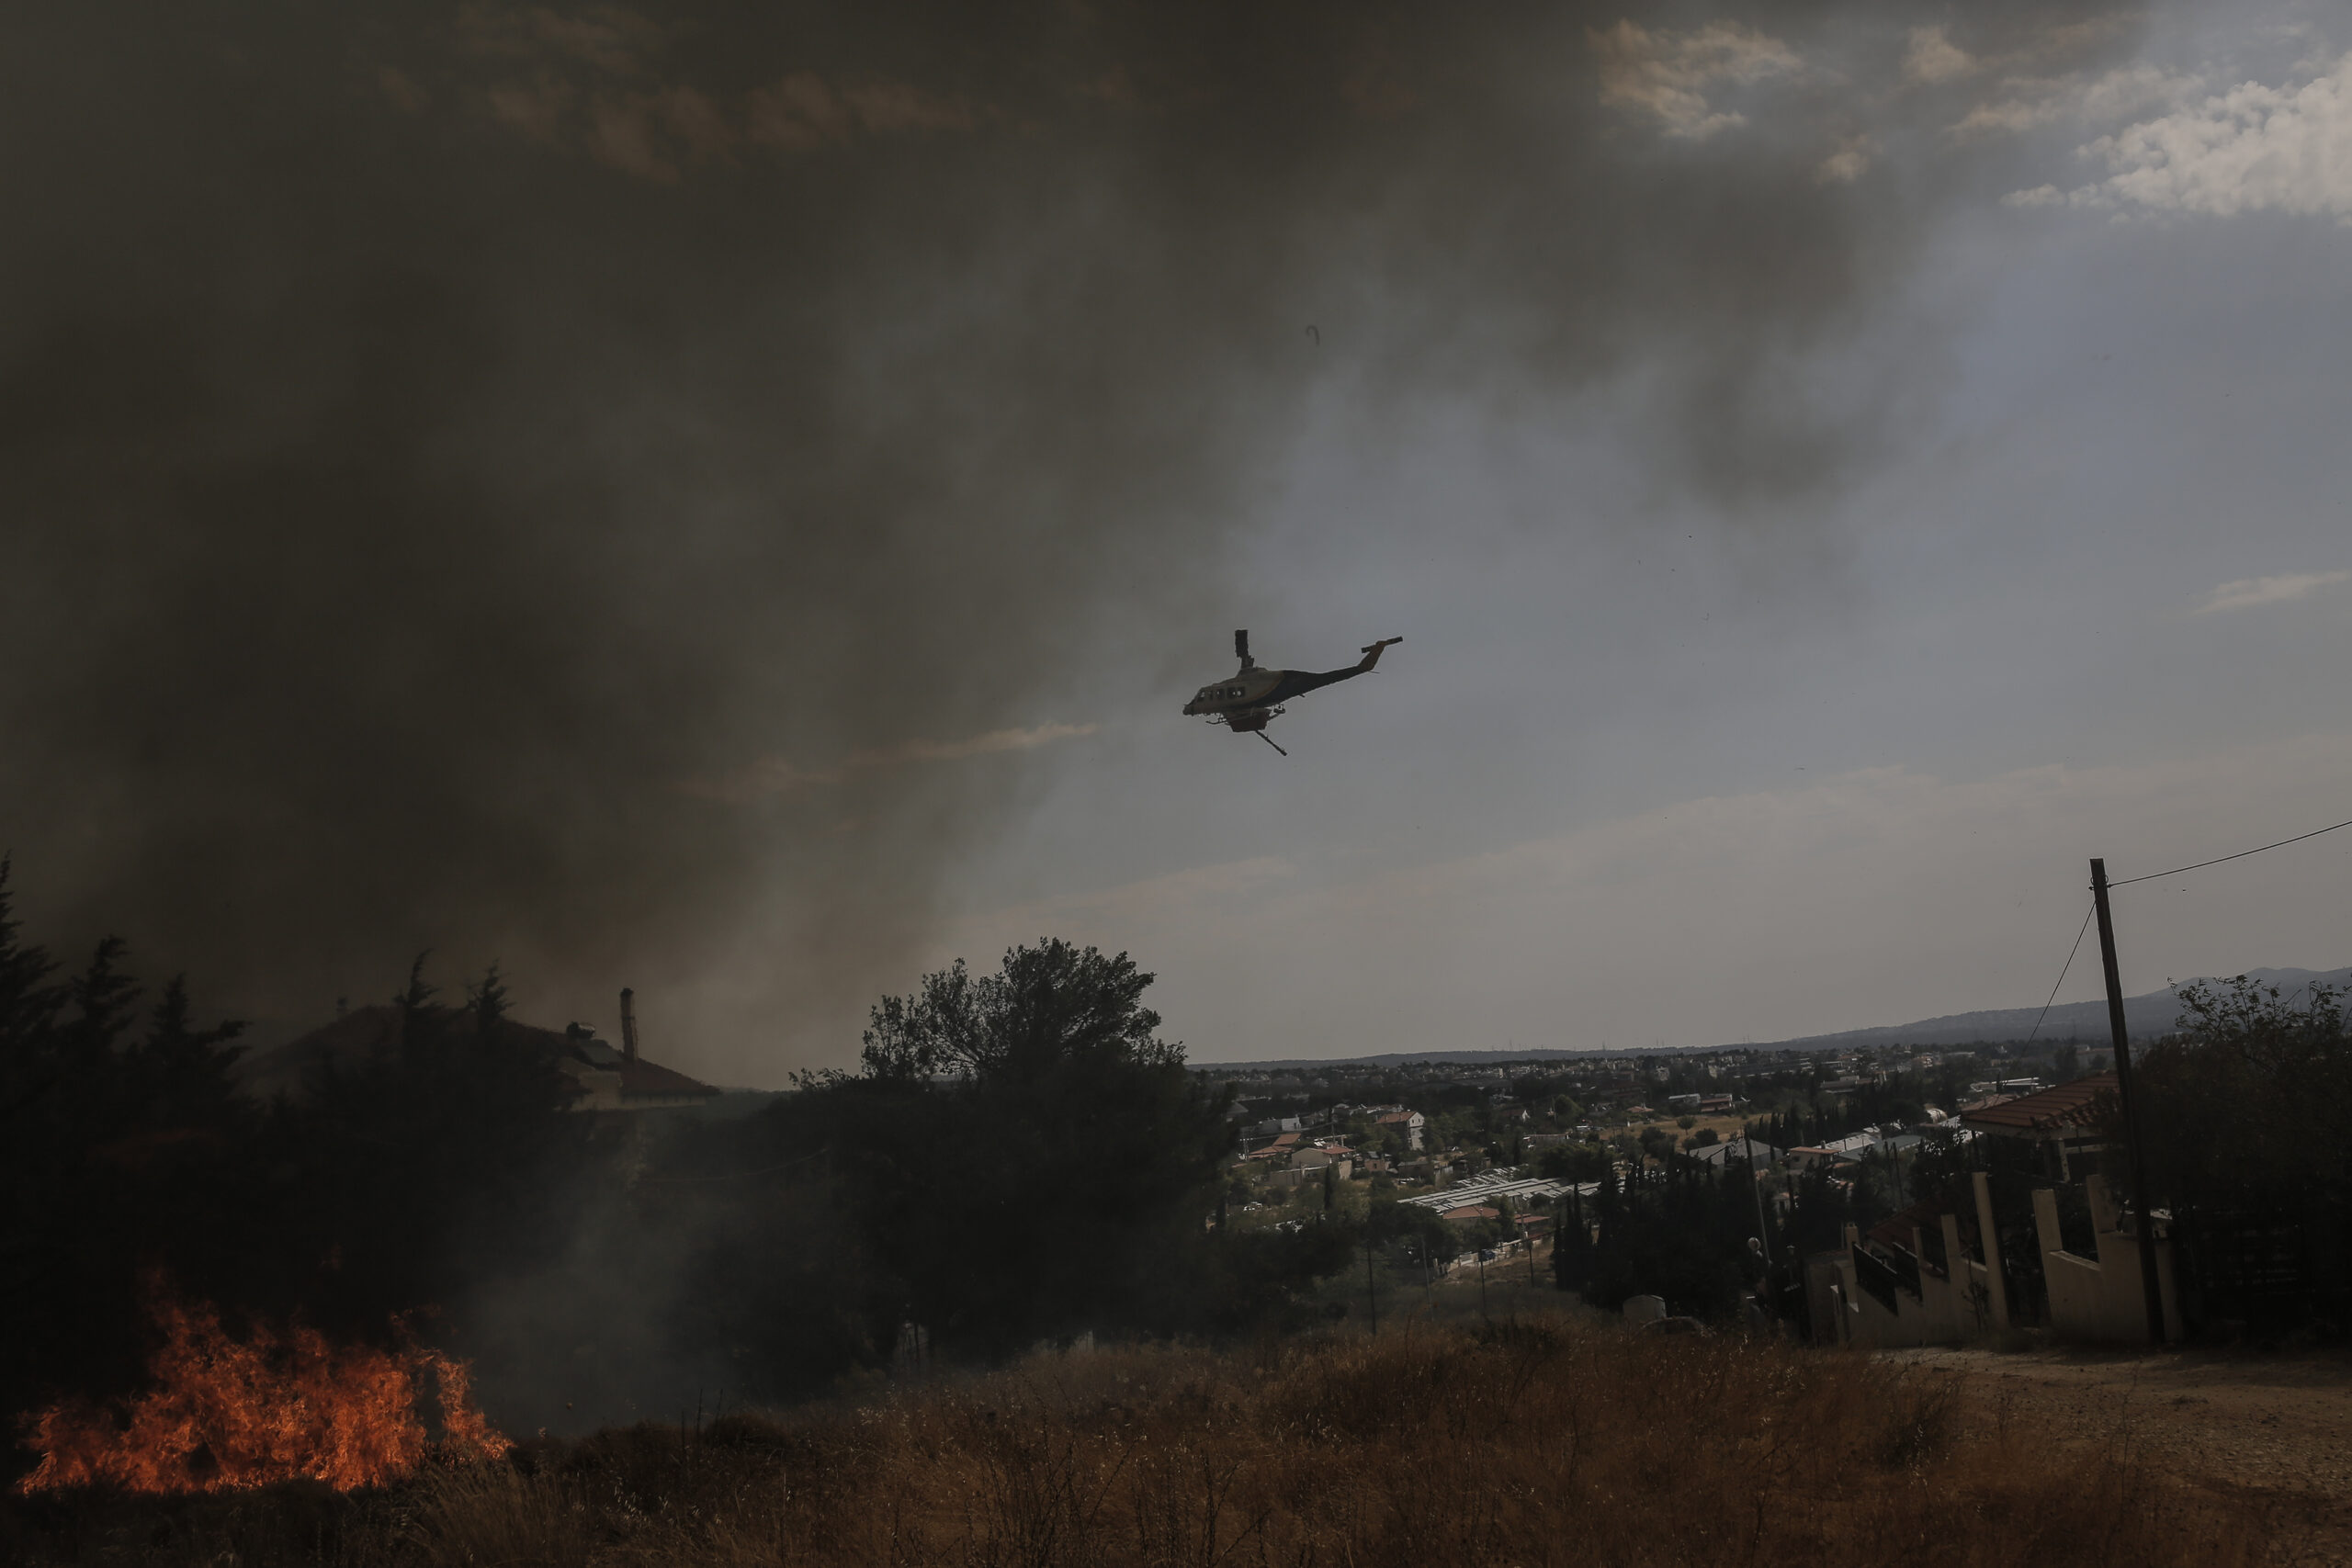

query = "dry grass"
9;1315;2277;1567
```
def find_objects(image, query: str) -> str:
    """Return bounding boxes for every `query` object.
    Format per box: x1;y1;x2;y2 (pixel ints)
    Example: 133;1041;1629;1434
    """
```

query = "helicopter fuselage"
1182;636;1401;739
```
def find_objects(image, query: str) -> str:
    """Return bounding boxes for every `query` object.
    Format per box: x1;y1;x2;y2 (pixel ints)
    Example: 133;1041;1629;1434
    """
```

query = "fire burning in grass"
17;1283;508;1495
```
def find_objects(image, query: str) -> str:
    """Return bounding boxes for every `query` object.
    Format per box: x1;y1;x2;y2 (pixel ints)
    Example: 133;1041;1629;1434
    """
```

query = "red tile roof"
1440;1205;1500;1223
238;1002;717;1106
1961;1073;2116;1134
611;1055;719;1101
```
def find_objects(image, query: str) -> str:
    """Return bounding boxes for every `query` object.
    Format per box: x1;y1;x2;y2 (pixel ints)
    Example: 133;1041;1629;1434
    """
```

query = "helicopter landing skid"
1208;705;1287;751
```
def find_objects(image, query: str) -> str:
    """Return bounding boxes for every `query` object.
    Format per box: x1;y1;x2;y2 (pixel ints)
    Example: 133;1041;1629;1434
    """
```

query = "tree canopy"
858;940;1182;1083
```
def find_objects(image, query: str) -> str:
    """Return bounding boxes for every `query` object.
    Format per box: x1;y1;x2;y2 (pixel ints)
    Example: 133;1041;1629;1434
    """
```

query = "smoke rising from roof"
0;2;2135;1079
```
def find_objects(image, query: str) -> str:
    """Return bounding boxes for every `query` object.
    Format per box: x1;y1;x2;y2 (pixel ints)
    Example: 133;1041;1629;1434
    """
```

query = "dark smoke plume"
0;3;2133;1079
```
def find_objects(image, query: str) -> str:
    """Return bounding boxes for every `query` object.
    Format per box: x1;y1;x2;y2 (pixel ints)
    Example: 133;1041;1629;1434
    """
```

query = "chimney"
619;987;639;1065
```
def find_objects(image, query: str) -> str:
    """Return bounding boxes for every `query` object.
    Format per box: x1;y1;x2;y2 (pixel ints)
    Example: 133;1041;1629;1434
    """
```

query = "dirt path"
1886;1346;2352;1565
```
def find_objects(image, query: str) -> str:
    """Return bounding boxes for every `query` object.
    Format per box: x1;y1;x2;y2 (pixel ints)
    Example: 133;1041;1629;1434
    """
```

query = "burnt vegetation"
6;1321;2275;1567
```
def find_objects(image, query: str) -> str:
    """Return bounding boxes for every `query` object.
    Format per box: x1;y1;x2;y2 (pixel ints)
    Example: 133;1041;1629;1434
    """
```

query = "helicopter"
1182;629;1403;754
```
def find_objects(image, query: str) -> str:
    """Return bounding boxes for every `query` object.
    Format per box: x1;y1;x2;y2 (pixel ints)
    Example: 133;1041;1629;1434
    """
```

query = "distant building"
1374;1110;1427;1151
1687;1137;1779;1169
1786;1132;1877;1170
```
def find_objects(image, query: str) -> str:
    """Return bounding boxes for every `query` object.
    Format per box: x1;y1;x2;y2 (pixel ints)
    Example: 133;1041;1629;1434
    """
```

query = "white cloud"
1954;63;2205;140
2083;54;2352;219
1904;28;1977;85
2195;570;2351;615
1815;136;1872;184
1591;20;1800;140
1992;53;2352;220
684;722;1096;802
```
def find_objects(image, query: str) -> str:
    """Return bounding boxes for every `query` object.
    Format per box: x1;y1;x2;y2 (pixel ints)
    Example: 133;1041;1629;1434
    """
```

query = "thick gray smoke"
0;3;2133;1080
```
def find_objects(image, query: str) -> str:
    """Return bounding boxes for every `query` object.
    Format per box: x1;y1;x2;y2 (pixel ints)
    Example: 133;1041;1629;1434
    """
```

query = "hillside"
1194;965;2351;1072
1746;964;2351;1052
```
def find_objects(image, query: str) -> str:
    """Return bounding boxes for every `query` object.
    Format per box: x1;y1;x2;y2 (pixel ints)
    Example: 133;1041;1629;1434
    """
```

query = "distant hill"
1190;965;2351;1073
1191;1046;1636;1073
1742;966;2352;1053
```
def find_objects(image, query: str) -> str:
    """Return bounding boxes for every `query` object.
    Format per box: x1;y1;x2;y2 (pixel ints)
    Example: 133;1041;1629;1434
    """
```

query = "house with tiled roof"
1961;1072;2116;1179
238;987;718;1119
1244;1132;1305;1161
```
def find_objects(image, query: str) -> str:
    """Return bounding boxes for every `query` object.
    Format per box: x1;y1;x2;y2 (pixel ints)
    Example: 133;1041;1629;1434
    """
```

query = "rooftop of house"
570;1045;721;1103
1962;1072;2116;1135
1815;1131;1881;1156
1686;1137;1780;1167
235;1001;718;1110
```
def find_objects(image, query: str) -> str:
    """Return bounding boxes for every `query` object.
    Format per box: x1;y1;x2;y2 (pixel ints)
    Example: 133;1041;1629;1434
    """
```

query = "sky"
3;1;2347;1083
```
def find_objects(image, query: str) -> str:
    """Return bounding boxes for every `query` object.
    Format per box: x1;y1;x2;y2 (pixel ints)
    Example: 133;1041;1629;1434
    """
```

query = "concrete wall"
1842;1212;2001;1349
2031;1176;2182;1344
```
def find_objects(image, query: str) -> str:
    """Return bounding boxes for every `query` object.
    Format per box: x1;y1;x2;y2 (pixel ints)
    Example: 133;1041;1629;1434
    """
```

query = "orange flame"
17;1288;510;1494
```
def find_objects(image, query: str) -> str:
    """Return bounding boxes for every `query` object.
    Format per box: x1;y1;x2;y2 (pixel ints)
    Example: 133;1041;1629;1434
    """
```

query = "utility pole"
2090;858;2168;1345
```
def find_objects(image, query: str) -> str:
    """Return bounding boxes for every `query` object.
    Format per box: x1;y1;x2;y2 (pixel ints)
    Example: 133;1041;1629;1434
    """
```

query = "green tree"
771;941;1241;1362
1540;1142;1613;1183
0;864;254;1456
858;940;1179;1083
271;955;593;1338
2122;976;2349;1233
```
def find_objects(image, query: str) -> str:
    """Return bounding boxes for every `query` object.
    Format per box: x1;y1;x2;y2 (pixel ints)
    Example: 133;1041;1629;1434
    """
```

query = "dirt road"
1888;1345;2352;1565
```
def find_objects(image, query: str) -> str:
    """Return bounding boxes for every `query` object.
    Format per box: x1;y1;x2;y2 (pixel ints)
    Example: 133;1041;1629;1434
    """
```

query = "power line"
2106;815;2352;889
2026;906;2096;1044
